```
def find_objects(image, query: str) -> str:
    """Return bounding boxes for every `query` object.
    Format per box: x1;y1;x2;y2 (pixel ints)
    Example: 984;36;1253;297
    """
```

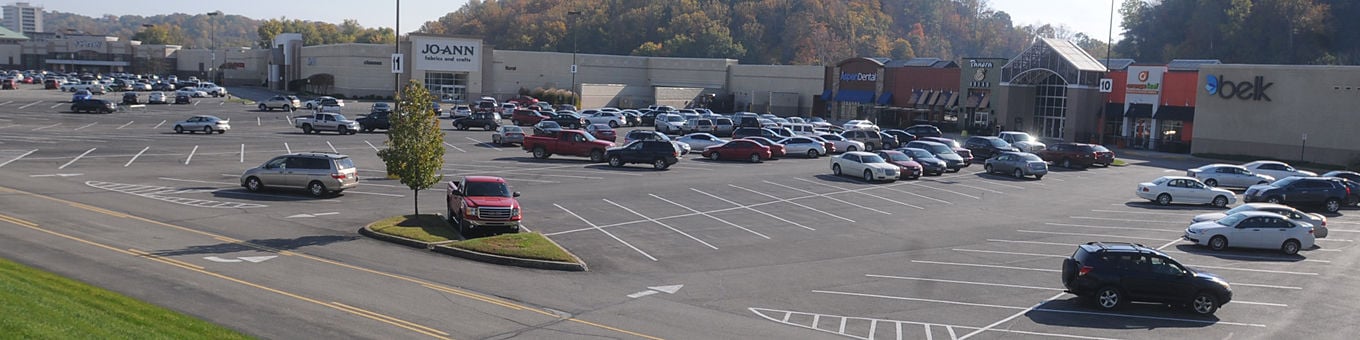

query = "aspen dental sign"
413;37;481;72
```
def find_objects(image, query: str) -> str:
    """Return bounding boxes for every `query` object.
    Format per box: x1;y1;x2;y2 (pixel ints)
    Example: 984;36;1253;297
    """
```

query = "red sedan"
741;137;786;158
585;124;617;142
702;140;771;163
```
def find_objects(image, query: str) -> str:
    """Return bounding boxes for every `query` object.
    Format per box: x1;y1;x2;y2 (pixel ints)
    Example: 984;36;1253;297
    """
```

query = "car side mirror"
512;192;521;197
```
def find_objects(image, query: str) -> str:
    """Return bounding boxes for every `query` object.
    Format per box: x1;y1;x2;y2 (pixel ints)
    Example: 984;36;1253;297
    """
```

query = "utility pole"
208;11;222;83
567;10;581;107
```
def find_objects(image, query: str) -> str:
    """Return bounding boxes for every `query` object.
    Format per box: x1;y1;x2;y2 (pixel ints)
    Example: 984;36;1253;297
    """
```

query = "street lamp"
567;10;581;107
208;11;222;83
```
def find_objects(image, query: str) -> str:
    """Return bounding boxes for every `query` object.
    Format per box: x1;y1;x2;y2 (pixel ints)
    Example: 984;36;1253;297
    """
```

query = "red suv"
510;109;548;126
1038;142;1116;168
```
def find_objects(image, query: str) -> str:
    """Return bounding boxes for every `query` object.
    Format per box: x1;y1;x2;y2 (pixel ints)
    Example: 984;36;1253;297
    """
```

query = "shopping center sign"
412;37;481;72
1125;66;1165;114
1204;74;1273;101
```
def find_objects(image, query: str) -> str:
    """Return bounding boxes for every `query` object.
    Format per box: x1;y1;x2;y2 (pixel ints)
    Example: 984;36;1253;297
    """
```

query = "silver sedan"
1193;203;1328;238
777;136;827;158
172;115;230;134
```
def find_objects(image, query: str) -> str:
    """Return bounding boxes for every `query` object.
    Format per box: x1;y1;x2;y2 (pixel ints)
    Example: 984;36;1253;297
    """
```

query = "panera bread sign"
413;37;481;72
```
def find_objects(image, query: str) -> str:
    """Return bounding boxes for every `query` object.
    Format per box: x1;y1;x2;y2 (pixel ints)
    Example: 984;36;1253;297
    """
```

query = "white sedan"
147;92;167;104
1184;211;1315;255
842;120;878;131
1136;176;1237;207
778;136;827;158
175;87;208;98
1242;160;1316;181
585;111;626;128
304;96;345;110
830;151;899;182
172;115;230;134
675;133;727;150
818;134;866;152
1192;203;1328;238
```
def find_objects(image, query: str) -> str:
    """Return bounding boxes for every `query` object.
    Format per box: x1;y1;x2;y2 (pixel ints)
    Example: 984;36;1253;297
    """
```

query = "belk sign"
412;37;481;72
1204;75;1273;101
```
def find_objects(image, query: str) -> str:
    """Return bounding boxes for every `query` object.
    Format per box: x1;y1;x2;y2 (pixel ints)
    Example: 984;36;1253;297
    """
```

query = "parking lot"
2;86;1358;339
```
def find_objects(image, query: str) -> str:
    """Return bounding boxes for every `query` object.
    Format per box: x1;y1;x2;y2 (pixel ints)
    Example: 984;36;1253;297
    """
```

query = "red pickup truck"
521;130;615;162
446;176;522;237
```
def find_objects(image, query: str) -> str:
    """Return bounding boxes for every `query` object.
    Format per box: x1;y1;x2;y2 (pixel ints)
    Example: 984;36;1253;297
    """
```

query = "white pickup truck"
294;112;360;135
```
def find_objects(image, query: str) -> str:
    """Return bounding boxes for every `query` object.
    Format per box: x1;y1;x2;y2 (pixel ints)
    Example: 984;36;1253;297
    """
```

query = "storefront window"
1159;120;1184;143
1032;74;1067;138
424;72;467;102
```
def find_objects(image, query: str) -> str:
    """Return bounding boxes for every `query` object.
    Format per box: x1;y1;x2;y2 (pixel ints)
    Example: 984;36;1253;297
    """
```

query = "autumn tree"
132;25;188;45
378;81;445;215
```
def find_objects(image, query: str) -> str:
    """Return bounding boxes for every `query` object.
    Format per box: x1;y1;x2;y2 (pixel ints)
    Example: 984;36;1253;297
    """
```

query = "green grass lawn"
0;257;251;339
367;214;577;263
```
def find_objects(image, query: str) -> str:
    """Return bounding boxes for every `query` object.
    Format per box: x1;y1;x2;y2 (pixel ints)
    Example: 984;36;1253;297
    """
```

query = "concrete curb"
359;220;587;272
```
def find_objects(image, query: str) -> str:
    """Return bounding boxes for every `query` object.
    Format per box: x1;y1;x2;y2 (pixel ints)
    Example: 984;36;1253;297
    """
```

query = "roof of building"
1167;59;1222;71
1101;58;1136;70
882;58;958;68
0;26;29;40
1041;38;1106;72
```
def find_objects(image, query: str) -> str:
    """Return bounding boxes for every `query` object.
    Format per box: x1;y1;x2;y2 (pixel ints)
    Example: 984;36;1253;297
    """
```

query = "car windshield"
464;181;511;197
861;155;886;163
503;126;523;133
1224;205;1256;214
884;152;910;162
989;138;1010;147
927;144;954;154
539;121;560;128
1217;213;1248;226
907;149;934;158
1092;145;1110;152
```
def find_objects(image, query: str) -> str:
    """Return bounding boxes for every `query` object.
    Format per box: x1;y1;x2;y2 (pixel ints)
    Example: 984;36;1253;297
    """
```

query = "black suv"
356;111;390;132
1244;177;1351;213
1062;242;1232;315
452;112;501;131
964;136;1018;160
71;99;116;113
605;140;681;170
904;124;943;138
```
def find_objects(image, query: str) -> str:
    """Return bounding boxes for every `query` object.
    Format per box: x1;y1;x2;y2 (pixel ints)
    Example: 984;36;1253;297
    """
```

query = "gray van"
241;153;359;197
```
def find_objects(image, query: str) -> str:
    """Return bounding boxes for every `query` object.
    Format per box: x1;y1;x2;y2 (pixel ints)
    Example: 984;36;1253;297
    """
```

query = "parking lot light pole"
208;11;222;83
568;11;581;107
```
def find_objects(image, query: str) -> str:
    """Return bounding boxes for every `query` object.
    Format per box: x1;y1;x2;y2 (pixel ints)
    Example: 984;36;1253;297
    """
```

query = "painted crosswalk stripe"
59;148;96;170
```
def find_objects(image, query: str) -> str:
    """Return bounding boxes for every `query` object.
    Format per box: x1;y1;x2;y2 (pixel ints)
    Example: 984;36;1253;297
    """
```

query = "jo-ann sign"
413;37;481;72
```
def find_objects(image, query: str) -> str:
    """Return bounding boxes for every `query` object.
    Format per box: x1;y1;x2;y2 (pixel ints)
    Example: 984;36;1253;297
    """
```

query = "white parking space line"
690;188;816;231
903;182;981;199
959;291;1069;340
57;148;96;170
1016;229;1169;241
867;274;1060;291
365;140;381;152
124;146;149;167
0;149;37;168
346;190;405;197
183;145;199;165
602;199;719;250
48;103;63;109
1162;249;1331;263
1316;238;1354;242
1090;209;1186;216
218;101;225;106
239;144;245;163
876;185;954;205
0;100;10;106
466;137;501;150
117;121;134;129
1045;222;1181;233
762;181;892;215
257;117;261;126
793;178;924;209
1187;264;1319;275
953;248;1068;258
1232;282;1303;290
910;260;1060;273
954;177;1024;190
650;194;770;239
451;162;643;176
555;203;657;261
729;184;856;223
1071;216;1182;224
153;120;166;129
988;239;1075;247
326;141;338;153
72;122;98;131
31;123;60;131
17;101;42;110
284;142;291;154
442;141;466;153
749;308;1116;340
193;101;200;106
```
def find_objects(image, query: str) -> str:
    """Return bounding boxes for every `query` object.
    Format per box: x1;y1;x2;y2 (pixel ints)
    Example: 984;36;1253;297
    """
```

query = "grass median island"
367;214;577;263
0;257;251;339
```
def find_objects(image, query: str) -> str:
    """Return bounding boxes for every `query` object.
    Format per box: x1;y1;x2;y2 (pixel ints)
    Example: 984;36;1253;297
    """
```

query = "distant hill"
40;11;392;49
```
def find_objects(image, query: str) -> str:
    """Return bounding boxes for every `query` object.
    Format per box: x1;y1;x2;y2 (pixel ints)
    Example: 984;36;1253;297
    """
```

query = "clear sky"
20;0;1120;43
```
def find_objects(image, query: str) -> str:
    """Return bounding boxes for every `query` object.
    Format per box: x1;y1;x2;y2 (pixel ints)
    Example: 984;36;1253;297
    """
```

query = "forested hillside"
1117;0;1356;64
41;12;392;50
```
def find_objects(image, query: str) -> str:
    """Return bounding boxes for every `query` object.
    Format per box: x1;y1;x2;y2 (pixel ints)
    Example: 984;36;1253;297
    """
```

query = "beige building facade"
1192;64;1360;166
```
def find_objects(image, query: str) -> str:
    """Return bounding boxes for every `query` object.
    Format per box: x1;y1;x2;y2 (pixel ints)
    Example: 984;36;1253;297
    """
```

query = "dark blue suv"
1062;242;1232;315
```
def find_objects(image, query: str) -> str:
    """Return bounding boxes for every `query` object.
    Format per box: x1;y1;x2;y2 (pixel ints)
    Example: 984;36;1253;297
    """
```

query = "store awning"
821;89;832;101
935;92;955;107
978;94;990;109
1104;103;1123;118
947;92;960;109
834;90;876;103
877;92;894;105
1154;105;1195;121
916;91;936;107
966;92;984;108
907;90;923;105
1124;104;1154;118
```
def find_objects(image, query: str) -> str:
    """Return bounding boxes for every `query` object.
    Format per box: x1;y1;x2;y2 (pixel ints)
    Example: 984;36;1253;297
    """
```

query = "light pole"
208;11;222;83
567;10;581;107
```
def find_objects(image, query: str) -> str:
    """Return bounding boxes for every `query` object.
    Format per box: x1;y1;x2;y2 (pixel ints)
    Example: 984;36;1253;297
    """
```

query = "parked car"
681;118;716;134
121;92;139;105
1321;171;1360;206
258;95;300;111
1136;176;1237;207
147;91;167;104
818;134;866;153
240;152;359;197
998;131;1046;153
777;136;828;158
585;111;627;128
875;150;923;179
174;93;192;104
1062;242;1232;315
532;120;563;136
293;112;360;135
175;87;207;98
1186;164;1275;189
676;133;727;150
655;114;687;134
920;137;973;166
963;136;1017;160
453;112;501;131
741;136;786;159
492;126;526;146
620;110;643;127
625;130;670;144
712;118;735;136
172;115;230;134
521;129;615;162
1192;203;1328;238
356;111;391;132
1184;211;1315;255
510;109;548;126
830;151;899;182
732;127;779;140
1242;160;1317;181
983;151;1048;180
1243;177;1350;213
445;176;522;236
1038;142;1115;168
904;140;965;172
547;113;587;129
842;120;878;131
1321;170;1360;183
605;140;682;170
303;96;345;110
71;89;93;102
702;139;771;163
840;129;891;151
904;124;943;138
585;124;617;142
70;99;116;113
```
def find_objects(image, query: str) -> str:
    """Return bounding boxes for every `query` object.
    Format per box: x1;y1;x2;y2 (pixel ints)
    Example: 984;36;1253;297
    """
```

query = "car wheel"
1062;158;1072;168
863;170;873;182
832;164;842;176
338;126;349;135
455;123;465;130
1209;235;1228;251
847;145;858;152
1266;196;1282;204
218;129;226;134
174;125;183;134
749;153;761;163
589;149;605;163
652;159;669;170
608;120;619;128
302;124;313;134
258;104;268;111
307;181;327;197
1324;198;1341;213
284;105;293;111
1013;168;1024;179
1282;239;1301;255
709;152;720;161
1191;291;1219;315
1034;174;1043;180
807;149;818;158
485;124;494;131
532;147;549;159
1212;195;1229;207
984;164;993;174
1095;286;1123;310
203;126;212;134
609;156;623;167
864;143;875;151
446;206;457;223
244;177;263;192
1204;179;1219;187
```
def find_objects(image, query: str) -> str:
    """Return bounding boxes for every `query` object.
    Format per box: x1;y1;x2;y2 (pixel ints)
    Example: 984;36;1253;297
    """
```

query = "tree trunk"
413;189;419;215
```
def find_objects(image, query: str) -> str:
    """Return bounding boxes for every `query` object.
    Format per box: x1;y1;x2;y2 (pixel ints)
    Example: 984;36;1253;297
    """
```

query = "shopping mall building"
1;32;1355;166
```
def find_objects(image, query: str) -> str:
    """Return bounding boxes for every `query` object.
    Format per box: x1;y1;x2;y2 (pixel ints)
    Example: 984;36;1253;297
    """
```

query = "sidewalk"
223;86;291;103
1112;147;1199;161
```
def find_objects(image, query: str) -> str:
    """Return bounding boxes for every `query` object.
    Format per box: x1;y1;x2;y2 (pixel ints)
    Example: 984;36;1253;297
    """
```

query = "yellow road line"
128;248;205;270
331;302;451;336
0;185;663;339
